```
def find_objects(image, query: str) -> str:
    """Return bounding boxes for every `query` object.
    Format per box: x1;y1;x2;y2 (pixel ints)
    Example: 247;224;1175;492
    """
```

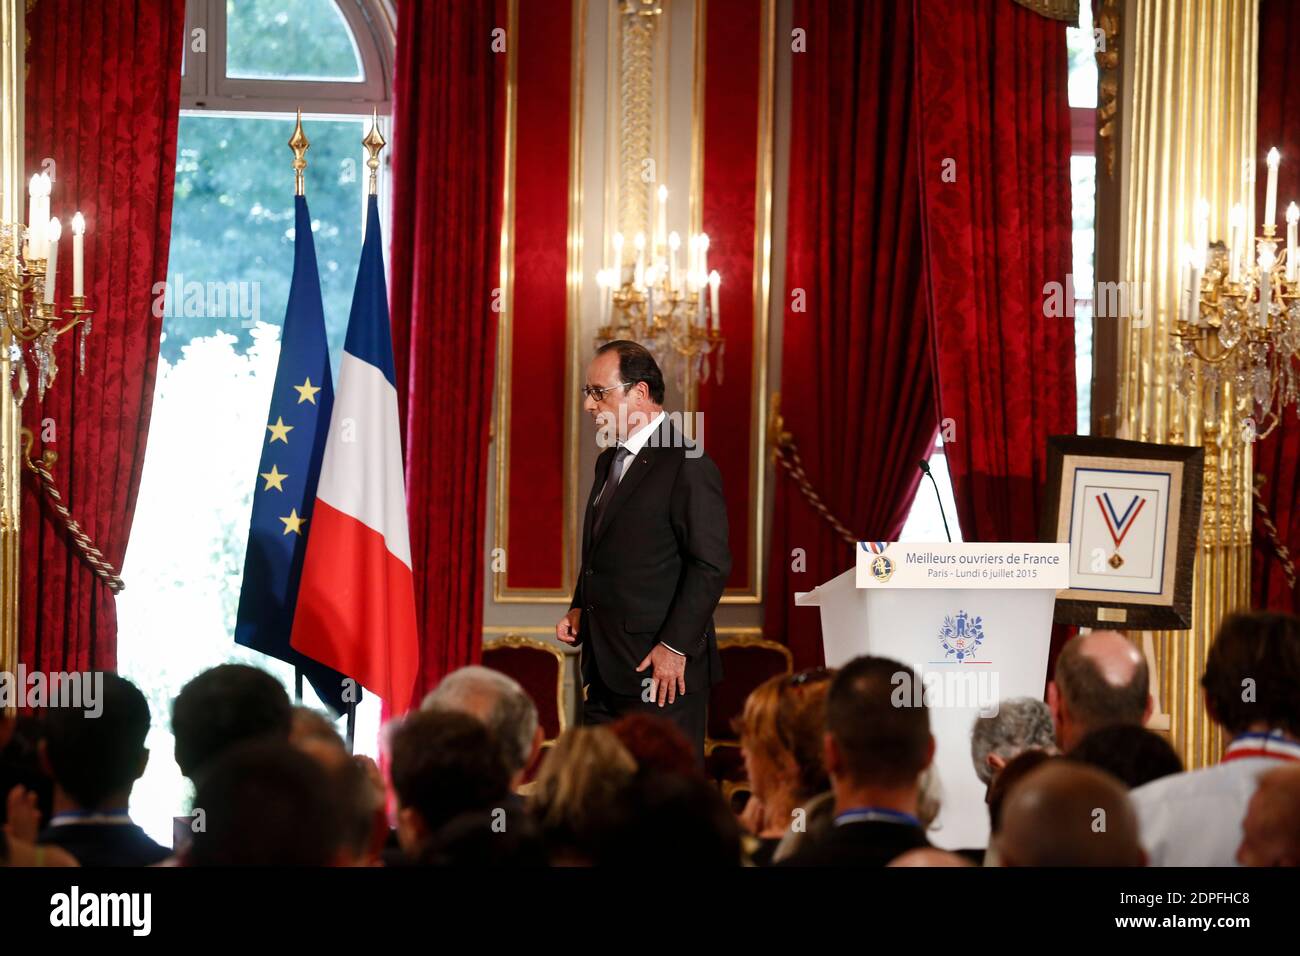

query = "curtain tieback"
20;428;125;593
768;392;859;545
1253;472;1296;593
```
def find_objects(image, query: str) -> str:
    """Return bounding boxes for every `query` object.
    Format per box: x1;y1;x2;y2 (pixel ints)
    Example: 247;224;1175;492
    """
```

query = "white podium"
795;543;1068;851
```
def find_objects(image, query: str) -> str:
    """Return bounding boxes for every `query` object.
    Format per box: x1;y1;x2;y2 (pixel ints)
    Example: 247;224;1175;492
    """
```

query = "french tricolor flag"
291;194;420;714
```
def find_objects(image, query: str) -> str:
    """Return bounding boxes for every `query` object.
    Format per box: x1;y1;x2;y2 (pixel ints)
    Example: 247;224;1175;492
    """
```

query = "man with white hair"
970;697;1057;789
422;666;544;790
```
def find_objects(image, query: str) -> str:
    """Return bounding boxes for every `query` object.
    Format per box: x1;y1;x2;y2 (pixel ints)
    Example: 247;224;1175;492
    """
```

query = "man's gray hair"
970;697;1055;785
422;666;539;777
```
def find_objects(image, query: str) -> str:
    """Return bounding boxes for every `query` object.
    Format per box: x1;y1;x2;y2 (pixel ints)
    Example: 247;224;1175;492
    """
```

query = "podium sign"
797;543;1067;851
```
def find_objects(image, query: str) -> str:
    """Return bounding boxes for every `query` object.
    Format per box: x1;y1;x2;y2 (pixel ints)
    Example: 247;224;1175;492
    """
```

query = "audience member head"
530;726;637;865
41;672;150;812
187;739;348;866
1067;724;1183;789
388;709;511;859
887;847;975;867
970;697;1056;786
986;749;1054;836
597;771;743;867
823;657;934;813
1237;764;1300;866
1048;630;1151;751
1201;611;1300;738
422;665;542;788
609;712;700;779
736;668;834;835
996;761;1144;866
172;664;291;780
288;708;384;866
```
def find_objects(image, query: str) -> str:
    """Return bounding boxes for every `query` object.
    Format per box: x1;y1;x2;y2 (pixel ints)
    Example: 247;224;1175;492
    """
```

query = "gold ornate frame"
0;0;25;691
492;0;586;604
482;631;570;742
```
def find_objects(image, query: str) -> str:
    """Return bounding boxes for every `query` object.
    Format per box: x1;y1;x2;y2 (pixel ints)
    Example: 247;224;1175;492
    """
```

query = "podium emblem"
869;555;894;582
939;610;985;662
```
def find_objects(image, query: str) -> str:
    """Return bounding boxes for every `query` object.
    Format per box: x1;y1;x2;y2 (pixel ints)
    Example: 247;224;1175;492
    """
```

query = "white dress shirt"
1130;731;1300;866
598;410;683;657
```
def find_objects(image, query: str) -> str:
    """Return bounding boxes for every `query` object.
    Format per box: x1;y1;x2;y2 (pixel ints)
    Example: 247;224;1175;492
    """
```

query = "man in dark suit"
781;656;934;866
556;340;730;761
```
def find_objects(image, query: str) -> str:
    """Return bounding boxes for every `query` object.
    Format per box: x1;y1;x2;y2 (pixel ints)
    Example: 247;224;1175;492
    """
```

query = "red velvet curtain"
388;0;505;699
19;0;186;673
764;0;937;667
1252;0;1300;612
913;0;1077;542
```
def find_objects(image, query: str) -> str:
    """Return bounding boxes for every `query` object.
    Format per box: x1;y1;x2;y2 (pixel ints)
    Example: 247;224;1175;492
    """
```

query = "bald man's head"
1050;630;1151;750
1237;765;1300;867
996;761;1145;867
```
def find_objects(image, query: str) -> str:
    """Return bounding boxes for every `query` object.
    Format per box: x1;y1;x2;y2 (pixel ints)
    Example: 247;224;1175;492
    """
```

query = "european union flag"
234;193;357;715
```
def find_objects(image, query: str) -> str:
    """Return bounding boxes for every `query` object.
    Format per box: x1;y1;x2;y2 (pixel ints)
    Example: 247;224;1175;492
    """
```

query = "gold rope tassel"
1252;472;1296;593
21;429;124;593
768;392;859;545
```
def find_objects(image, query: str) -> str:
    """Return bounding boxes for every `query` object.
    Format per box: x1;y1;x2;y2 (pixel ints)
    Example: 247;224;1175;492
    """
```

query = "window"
117;0;394;848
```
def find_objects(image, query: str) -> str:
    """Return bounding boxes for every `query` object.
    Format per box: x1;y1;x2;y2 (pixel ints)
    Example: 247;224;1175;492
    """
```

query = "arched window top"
183;0;393;114
226;0;365;82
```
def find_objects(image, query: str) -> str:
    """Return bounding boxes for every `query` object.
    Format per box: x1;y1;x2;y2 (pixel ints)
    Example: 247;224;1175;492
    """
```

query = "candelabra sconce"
1172;162;1300;449
597;263;724;394
1;185;95;404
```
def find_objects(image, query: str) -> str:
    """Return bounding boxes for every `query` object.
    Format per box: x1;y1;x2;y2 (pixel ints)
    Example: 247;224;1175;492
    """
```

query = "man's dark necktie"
593;446;631;534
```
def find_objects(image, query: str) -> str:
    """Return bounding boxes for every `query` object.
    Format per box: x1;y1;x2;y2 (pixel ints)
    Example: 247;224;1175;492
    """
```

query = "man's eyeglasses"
582;381;632;402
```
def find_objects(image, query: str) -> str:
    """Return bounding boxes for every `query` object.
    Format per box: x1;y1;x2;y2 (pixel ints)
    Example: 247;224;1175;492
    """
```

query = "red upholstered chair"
706;634;793;784
481;635;568;745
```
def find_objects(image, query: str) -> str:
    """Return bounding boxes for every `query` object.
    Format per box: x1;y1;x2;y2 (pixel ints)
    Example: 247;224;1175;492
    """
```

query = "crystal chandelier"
1173;148;1300;443
595;183;723;392
595;0;723;395
1;171;94;403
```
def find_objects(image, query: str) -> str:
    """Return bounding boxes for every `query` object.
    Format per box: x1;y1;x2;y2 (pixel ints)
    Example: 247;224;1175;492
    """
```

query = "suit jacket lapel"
584;447;614;556
591;418;671;548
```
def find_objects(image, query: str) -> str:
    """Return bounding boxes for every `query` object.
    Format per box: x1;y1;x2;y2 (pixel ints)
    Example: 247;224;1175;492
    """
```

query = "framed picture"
1041;435;1204;630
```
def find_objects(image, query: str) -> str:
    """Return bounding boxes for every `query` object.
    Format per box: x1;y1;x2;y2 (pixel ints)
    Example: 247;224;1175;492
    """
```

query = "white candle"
708;270;720;330
668;231;680;290
1194;198;1210;264
634;231;645;289
71;212;85;297
1266;148;1281;230
1229;203;1246;283
699;233;709;282
29;174;51;260
43;218;61;305
26;174;40;255
1259;245;1275;327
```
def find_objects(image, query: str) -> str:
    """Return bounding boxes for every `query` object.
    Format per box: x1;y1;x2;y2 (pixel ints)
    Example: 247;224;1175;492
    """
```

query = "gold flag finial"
362;108;386;196
289;109;310;196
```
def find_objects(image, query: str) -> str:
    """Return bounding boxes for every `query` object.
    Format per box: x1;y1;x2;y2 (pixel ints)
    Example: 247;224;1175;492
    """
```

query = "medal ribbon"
1096;493;1145;552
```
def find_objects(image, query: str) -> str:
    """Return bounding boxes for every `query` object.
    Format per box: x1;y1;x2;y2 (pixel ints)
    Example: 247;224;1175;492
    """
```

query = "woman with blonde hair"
734;668;834;865
529;726;637;865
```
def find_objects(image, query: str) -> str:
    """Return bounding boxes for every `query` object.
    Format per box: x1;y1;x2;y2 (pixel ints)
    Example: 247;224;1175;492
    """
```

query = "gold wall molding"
1012;0;1080;23
1117;0;1259;770
491;0;585;605
1;0;25;690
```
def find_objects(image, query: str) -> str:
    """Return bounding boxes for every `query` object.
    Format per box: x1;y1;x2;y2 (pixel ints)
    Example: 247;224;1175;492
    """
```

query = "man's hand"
636;643;686;706
556;608;581;645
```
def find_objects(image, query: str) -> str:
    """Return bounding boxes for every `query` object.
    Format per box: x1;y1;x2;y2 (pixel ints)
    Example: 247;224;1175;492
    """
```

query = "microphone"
918;459;953;543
